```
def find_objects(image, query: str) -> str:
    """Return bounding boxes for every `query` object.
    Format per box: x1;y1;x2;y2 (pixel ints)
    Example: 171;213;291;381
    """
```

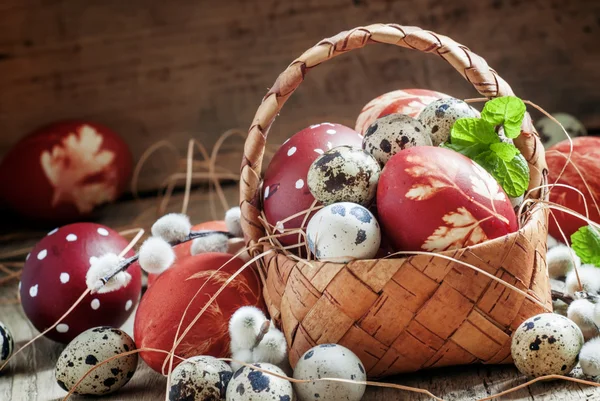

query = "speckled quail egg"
511;313;584;377
293;344;366;401
226;362;294;401
0;321;14;366
535;112;587;148
307;146;380;207
362;114;431;165
55;326;138;395
169;355;232;401
418;98;480;146
306;202;380;263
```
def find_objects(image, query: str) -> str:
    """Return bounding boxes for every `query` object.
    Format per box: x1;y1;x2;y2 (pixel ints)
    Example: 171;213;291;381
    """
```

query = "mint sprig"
571;225;600;266
442;96;529;198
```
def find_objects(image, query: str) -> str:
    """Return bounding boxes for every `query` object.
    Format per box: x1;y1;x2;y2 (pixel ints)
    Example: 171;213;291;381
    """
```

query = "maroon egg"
0;121;132;223
19;223;141;343
263;123;363;246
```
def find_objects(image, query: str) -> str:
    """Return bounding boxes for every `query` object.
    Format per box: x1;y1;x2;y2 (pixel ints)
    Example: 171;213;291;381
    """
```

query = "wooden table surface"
1;186;600;401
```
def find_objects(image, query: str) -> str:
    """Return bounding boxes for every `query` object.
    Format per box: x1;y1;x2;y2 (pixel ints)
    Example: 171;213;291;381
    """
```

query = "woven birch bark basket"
240;23;552;378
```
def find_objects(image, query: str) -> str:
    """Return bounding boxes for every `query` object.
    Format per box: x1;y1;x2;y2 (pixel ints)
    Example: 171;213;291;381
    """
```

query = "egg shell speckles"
226;363;294;401
293;344;366;401
307;146;380;206
169;356;232;401
0;321;14;365
535;112;587;148
55;326;138;395
511;313;584;378
362;114;432;165
306;202;381;263
417;98;480;146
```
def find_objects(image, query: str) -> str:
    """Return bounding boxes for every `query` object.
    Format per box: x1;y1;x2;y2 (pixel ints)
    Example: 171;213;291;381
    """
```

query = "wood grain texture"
0;0;598;191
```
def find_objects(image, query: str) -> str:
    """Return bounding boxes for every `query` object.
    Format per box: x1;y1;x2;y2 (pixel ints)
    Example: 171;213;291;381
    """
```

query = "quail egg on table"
511;313;584;377
55;326;138;395
418;98;480;146
169;355;232;401
535;112;587;148
0;321;14;366
226;362;294;401
362;114;431;165
307;145;380;206
293;344;366;401
306;202;381;263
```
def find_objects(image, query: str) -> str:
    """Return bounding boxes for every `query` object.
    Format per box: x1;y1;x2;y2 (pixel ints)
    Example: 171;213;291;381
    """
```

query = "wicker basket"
240;24;552;378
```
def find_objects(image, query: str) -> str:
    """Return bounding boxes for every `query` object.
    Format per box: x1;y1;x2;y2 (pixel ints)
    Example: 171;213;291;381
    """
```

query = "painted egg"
0;121;132;223
263;123;363;246
306;202;381;263
169;356;232;401
377;147;517;252
362;114;432;165
20;223;141;343
226;363;294;401
293;344;366;401
307;146;380;206
55;326;138;395
547;137;600;242
134;253;265;374
417;98;480;146
535;113;587;148
511;313;584;377
355;89;450;134
0;322;14;365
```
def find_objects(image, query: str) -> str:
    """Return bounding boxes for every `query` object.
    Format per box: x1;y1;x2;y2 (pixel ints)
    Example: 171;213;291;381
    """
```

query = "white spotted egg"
306;202;380;263
0;321;14;365
169;356;232;401
307;146;380;206
293;344;366;401
511;313;583;377
55;326;138;395
418;98;480;146
362;114;431;165
226;362;294;401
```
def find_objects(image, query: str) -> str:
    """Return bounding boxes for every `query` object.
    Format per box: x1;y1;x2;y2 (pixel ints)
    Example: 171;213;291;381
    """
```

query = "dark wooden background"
0;0;598;191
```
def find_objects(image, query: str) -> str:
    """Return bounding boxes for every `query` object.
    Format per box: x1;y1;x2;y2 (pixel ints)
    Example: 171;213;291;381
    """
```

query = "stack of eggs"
263;90;518;262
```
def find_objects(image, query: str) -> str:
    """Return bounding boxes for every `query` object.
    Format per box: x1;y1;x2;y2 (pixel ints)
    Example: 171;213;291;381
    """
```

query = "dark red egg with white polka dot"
263;123;363;246
19;223;141;343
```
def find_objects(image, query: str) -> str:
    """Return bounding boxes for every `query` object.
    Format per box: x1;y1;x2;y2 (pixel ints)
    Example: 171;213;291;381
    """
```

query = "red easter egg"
355;89;449;134
147;220;228;287
134;252;264;374
263;123;362;246
547;137;600;242
19;223;141;343
0;121;132;223
377;147;517;252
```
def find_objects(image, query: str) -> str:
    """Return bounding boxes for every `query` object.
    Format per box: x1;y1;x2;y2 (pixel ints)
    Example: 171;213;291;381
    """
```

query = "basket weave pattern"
240;24;551;377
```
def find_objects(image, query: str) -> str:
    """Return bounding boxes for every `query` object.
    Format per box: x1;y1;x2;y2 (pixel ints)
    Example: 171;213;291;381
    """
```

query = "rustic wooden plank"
0;0;598;192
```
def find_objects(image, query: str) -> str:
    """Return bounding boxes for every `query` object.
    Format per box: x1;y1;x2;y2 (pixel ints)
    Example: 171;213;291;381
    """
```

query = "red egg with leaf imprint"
377;147;518;252
355;89;449;134
0;121;132;223
263;123;363;246
134;252;265;374
547;137;600;242
19;223;141;343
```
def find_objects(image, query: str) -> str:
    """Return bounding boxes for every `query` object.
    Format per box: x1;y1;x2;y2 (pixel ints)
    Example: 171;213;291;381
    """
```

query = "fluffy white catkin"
231;349;253;372
138;236;176;274
547;234;560;250
85;253;132;293
229;306;267;353
567;299;598;340
547;244;580;279
252;326;288;366
190;233;229;256
565;264;600;296
151;213;191;243
225;207;243;238
580;337;600;376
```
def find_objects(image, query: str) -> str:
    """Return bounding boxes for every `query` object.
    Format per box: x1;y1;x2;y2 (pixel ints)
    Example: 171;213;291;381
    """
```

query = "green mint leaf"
443;141;490;161
490;153;529;197
571;225;600;266
490;142;520;162
481;96;526;139
450;118;499;145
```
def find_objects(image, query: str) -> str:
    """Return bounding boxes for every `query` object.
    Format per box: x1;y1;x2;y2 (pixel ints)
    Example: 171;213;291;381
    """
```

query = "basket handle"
240;23;545;245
